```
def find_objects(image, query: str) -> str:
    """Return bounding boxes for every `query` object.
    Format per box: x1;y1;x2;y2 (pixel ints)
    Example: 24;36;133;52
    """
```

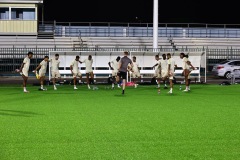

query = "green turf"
0;83;240;160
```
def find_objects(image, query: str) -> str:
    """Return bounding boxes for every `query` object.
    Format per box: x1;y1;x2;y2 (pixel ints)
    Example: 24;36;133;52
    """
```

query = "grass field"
0;83;240;160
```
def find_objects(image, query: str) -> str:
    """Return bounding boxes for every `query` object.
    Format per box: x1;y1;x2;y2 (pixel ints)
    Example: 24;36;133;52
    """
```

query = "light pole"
153;0;158;50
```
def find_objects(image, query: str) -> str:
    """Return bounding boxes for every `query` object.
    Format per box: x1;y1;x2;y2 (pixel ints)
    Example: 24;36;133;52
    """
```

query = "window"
11;8;35;20
0;8;9;20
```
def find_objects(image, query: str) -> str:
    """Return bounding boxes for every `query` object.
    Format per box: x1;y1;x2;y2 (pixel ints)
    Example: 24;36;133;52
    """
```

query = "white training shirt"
168;58;176;71
50;58;60;72
23;57;30;71
82;59;93;71
70;60;80;73
39;60;48;73
110;59;119;71
132;61;139;72
156;59;160;70
182;57;190;70
160;59;168;71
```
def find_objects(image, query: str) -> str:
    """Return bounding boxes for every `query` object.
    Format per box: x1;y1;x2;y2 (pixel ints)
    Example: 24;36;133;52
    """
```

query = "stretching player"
167;53;176;94
19;51;33;93
50;54;60;90
159;54;168;89
70;56;82;90
152;55;161;88
130;56;141;88
34;56;49;91
180;53;195;92
108;56;121;89
80;55;94;89
116;51;133;95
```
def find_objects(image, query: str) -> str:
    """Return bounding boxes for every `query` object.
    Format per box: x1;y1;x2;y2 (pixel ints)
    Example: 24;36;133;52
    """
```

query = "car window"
236;61;240;66
228;62;235;65
219;60;229;64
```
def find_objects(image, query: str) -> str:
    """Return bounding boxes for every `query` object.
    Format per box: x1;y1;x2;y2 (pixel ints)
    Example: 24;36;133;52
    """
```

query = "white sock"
41;85;43;89
74;85;76;88
165;83;167;86
24;87;27;91
54;85;56;88
112;83;114;87
158;84;160;87
170;88;173;91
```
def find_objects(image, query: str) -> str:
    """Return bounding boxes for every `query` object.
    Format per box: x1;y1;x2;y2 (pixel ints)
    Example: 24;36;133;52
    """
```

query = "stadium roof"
0;0;43;3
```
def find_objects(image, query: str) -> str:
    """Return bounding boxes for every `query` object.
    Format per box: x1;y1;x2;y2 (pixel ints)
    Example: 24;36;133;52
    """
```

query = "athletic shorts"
118;71;127;79
85;69;93;74
39;71;46;77
112;70;118;77
73;71;82;78
22;69;28;77
154;69;161;78
169;70;174;80
51;71;61;78
161;70;168;78
131;71;140;78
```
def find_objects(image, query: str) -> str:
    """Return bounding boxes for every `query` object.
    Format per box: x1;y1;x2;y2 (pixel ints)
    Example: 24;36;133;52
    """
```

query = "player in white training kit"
108;56;121;89
19;51;33;93
129;56;141;88
152;55;161;88
34;56;49;91
50;54;60;90
180;52;195;92
167;53;176;94
159;54;168;89
70;56;82;90
80;55;94;89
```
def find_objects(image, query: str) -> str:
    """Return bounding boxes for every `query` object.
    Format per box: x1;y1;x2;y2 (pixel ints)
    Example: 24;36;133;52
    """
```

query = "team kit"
17;51;195;95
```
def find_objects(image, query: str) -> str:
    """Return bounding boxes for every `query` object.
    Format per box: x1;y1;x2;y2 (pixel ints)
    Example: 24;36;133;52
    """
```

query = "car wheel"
224;72;232;79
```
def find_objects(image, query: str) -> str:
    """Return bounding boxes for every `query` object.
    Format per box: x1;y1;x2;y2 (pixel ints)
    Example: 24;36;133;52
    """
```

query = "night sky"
42;0;239;24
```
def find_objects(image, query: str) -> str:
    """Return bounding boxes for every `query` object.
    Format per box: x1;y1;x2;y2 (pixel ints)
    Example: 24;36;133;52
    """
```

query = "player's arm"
108;62;114;70
187;61;195;70
33;64;41;72
152;63;158;69
19;62;25;72
118;62;122;72
70;65;73;74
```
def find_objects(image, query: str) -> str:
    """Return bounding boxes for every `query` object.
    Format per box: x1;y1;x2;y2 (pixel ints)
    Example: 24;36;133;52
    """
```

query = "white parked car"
212;60;240;79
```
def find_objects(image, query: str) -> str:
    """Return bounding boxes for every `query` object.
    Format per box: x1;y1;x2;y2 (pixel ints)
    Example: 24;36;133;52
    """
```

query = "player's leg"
121;72;127;94
40;76;46;90
86;73;91;89
51;71;57;90
183;69;190;91
73;73;78;89
22;74;29;93
90;71;94;84
188;72;191;91
168;72;174;94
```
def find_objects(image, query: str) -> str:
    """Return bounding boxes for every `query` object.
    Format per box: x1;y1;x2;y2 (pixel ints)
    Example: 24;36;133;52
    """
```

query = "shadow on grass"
0;109;43;117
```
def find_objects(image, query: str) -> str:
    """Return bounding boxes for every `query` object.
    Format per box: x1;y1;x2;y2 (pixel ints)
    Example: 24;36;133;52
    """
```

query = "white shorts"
73;71;82;78
169;70;174;80
39;71;46;77
154;69;161;78
22;69;28;77
161;70;168;78
51;70;61;78
85;69;93;74
131;71;140;78
112;70;118;77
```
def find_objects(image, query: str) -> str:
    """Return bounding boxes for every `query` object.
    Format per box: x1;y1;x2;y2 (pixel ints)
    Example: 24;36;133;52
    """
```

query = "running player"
34;56;49;91
116;51;133;95
50;54;60;90
152;55;161;88
129;56;141;88
180;53;195;92
108;56;121;89
167;53;176;94
70;56;82;90
159;54;168;89
18;51;33;93
80;55;94;89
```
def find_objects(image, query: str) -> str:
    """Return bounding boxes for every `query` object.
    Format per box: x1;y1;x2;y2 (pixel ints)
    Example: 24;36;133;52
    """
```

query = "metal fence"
39;22;240;38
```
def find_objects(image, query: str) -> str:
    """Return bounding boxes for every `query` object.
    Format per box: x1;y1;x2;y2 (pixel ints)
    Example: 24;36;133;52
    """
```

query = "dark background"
42;0;239;24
